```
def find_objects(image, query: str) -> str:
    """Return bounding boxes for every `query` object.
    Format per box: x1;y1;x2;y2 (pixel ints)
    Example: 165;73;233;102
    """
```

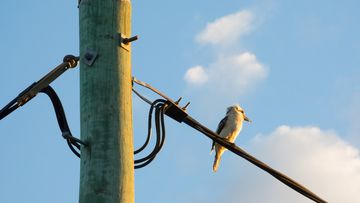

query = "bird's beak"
244;115;252;123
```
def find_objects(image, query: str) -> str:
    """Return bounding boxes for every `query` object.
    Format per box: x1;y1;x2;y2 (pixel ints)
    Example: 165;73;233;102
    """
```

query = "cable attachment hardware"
83;50;98;66
0;54;80;120
133;97;190;169
163;99;189;123
118;33;138;51
182;102;191;111
62;131;87;146
122;35;139;44
63;55;79;68
0;55;85;158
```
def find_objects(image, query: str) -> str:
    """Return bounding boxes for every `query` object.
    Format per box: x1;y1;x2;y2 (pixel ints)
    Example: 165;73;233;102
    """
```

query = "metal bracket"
118;33;138;51
163;98;190;123
83;50;98;66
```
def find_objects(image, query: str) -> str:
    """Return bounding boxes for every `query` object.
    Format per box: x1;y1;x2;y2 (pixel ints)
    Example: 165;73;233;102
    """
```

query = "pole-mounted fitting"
163;98;189;123
119;33;138;51
123;35;138;44
182;102;191;111
83;50;98;66
63;55;80;68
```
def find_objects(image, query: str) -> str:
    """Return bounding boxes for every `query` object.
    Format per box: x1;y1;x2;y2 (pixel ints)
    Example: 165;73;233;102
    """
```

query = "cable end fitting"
63;55;79;68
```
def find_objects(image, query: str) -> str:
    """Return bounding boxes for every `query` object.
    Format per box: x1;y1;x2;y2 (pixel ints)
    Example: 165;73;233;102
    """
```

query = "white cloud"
184;9;267;110
184;65;209;86
185;9;266;99
222;125;360;203
196;10;254;45
209;52;267;92
185;52;267;95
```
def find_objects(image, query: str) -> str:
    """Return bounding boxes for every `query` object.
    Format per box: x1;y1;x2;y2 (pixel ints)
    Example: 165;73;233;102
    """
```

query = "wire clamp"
164;99;189;123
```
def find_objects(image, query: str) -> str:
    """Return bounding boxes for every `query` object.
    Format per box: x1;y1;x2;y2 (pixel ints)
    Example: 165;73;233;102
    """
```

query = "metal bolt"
123;35;139;44
182;102;190;111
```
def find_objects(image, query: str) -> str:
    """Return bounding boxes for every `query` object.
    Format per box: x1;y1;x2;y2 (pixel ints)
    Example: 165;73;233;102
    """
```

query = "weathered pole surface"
79;0;134;202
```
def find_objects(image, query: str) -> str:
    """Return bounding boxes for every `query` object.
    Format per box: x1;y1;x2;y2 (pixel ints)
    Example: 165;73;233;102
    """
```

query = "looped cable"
0;55;86;158
40;86;86;158
0;54;80;120
134;99;167;169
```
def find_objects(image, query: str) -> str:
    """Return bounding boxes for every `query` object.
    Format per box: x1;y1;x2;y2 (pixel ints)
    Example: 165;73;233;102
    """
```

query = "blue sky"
1;0;360;202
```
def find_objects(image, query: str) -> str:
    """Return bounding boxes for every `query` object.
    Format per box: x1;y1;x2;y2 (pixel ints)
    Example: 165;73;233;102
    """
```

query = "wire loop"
0;55;85;158
134;99;167;169
40;85;86;158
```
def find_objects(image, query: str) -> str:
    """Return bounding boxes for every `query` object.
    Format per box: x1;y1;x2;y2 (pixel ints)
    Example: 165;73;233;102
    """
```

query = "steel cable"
0;55;86;158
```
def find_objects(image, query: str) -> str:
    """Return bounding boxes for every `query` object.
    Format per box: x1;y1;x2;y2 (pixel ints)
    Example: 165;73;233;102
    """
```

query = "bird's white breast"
219;111;243;143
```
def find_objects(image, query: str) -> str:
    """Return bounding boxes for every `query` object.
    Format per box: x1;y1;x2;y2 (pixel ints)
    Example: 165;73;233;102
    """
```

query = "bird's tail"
210;141;215;155
213;152;222;172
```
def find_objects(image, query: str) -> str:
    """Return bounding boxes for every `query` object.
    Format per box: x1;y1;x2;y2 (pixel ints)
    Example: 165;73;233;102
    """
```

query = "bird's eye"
236;107;244;113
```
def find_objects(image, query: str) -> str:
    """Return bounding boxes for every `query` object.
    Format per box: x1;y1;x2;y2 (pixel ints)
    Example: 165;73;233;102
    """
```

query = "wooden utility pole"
79;0;134;202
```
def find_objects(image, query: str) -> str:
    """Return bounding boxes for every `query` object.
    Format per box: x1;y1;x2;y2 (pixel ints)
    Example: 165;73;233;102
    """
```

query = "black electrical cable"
67;140;81;157
0;83;37;120
134;99;159;154
158;103;166;150
134;99;167;169
0;55;85;158
0;55;79;121
40;86;70;133
134;100;166;168
40;85;86;158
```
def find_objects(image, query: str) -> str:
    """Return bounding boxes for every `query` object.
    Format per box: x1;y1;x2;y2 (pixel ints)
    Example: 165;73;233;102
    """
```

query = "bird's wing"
216;116;228;135
211;116;228;152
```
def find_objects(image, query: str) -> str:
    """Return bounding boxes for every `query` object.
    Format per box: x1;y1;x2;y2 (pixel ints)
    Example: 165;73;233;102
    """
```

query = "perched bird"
211;104;251;172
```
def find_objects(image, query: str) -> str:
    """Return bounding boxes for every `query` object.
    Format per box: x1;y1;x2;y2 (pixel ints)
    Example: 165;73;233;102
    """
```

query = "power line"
132;77;327;203
0;58;327;202
0;55;79;120
0;55;86;157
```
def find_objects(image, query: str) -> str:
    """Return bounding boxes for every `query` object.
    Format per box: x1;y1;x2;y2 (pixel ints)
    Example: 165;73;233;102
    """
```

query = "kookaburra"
211;104;251;172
